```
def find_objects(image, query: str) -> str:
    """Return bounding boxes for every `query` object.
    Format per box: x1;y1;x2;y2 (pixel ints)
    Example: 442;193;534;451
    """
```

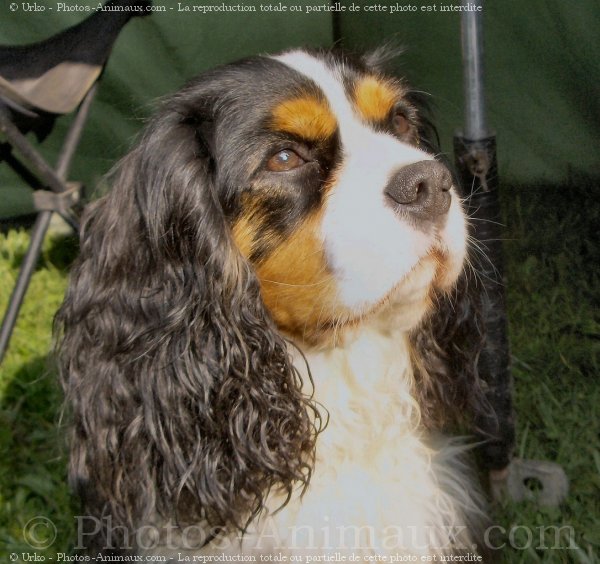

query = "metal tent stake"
453;0;568;506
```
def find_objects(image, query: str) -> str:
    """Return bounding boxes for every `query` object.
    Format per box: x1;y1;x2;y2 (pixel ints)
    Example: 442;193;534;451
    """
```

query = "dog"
56;47;490;559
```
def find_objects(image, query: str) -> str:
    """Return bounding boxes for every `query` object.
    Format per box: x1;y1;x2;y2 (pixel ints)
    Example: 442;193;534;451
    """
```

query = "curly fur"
411;274;487;433
56;94;323;551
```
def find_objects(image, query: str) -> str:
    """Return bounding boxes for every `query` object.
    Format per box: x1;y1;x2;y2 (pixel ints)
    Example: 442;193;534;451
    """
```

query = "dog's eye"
267;149;306;172
392;111;411;136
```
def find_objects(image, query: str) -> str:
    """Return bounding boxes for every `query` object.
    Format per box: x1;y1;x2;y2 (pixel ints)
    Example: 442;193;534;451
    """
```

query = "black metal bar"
0;109;66;194
454;135;515;470
0;86;96;363
56;84;97;180
0;210;53;362
455;0;515;471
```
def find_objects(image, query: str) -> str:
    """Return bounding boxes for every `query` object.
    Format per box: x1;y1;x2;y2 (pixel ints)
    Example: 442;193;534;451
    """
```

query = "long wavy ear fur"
411;271;488;433
56;90;320;552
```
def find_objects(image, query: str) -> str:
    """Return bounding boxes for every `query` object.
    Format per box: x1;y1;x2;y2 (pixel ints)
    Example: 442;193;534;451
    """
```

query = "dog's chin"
324;253;453;342
280;245;465;348
355;255;439;331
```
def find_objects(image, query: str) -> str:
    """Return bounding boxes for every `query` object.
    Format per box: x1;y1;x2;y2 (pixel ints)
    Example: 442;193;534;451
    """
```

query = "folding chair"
0;0;152;363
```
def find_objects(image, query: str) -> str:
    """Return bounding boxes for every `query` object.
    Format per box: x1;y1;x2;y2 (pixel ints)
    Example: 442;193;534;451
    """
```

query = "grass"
0;231;78;558
493;174;600;563
0;175;598;562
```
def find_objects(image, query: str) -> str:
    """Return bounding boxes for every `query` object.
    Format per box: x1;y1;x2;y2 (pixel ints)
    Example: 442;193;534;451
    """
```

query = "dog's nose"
384;160;452;221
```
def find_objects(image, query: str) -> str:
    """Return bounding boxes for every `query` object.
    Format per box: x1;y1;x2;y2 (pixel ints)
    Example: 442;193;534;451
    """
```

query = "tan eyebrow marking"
270;95;337;141
353;76;402;122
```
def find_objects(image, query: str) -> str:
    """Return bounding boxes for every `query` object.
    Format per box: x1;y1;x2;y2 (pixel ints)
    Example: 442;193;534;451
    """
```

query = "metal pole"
461;0;488;140
454;0;515;472
56;83;97;180
0;210;53;362
0;111;66;194
454;2;569;505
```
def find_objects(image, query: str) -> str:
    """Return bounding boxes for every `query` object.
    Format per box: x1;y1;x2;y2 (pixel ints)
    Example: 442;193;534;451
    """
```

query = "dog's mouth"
299;250;451;347
343;253;443;325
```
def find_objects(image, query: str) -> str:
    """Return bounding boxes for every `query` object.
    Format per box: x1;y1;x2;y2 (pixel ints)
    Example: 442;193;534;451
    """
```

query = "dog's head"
226;50;466;342
57;48;470;550
147;48;466;343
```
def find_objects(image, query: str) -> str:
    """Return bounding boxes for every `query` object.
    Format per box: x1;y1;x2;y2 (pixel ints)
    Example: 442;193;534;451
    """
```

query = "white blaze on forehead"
273;51;459;313
275;51;359;139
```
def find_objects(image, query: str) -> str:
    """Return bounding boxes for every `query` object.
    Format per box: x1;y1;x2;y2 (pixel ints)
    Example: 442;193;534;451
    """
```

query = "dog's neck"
291;294;428;401
292;310;420;447
145;307;481;558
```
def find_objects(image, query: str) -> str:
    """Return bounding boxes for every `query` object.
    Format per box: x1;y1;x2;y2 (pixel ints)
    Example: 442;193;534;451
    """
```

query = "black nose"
384;160;452;221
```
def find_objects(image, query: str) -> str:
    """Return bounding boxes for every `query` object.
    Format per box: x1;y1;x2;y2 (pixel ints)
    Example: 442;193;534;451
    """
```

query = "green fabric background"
1;0;598;218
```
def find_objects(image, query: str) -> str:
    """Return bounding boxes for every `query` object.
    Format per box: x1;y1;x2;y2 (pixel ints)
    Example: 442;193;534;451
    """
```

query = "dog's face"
188;49;465;342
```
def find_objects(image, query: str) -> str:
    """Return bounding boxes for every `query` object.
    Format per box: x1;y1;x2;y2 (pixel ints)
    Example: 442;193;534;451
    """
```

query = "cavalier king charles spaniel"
57;47;490;560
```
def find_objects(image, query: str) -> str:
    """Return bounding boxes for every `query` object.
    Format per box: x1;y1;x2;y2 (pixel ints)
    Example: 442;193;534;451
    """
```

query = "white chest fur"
231;322;483;557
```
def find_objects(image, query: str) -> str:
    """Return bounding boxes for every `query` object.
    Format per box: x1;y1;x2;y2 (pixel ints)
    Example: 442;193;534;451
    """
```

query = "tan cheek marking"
231;167;345;343
255;211;342;340
230;201;344;344
270;96;337;141
354;76;401;122
232;207;339;341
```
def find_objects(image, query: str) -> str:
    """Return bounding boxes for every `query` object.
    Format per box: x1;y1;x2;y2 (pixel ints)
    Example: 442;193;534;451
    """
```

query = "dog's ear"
410;271;488;432
56;90;321;551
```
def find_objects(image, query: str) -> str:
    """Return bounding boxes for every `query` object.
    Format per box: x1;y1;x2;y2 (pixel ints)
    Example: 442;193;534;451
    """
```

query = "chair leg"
0;210;53;362
0;87;97;364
